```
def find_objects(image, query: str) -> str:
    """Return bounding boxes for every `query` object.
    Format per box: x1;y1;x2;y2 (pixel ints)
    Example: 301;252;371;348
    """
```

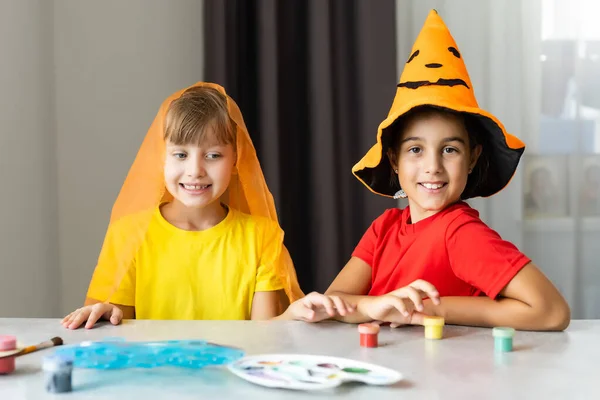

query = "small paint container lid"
423;316;445;326
358;323;380;334
0;336;16;351
492;327;515;338
42;354;74;372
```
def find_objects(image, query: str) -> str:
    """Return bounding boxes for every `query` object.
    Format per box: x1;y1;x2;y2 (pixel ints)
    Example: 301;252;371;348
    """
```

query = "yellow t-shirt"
92;206;284;320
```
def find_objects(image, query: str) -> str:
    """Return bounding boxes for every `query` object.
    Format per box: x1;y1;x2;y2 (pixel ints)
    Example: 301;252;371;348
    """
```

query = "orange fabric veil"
86;82;304;306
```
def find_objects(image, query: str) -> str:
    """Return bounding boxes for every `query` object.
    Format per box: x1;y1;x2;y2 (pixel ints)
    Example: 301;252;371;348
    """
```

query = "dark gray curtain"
204;0;397;293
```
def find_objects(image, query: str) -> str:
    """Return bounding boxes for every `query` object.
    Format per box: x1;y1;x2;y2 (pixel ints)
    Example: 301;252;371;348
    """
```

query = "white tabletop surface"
0;318;598;399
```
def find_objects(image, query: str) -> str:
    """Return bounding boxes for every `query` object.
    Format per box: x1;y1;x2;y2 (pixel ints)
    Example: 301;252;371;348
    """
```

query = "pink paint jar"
0;335;17;374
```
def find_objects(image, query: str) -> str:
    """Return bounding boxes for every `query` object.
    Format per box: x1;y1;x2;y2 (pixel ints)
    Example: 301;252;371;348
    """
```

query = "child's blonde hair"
164;86;236;147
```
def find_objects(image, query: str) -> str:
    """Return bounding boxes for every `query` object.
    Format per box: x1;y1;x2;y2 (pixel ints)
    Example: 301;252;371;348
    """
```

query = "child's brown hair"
164;86;235;147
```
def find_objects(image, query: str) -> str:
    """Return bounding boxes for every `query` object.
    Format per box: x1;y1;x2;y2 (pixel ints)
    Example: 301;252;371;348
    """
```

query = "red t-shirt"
352;202;530;299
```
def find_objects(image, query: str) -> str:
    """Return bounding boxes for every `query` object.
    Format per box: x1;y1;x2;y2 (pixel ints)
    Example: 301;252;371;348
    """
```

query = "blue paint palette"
53;340;244;370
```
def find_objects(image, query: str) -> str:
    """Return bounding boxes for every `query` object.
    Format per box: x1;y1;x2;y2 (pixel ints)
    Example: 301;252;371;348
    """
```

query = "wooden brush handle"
17;337;63;357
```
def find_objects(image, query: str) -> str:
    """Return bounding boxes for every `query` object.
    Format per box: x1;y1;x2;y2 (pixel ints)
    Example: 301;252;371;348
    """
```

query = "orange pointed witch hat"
352;10;525;199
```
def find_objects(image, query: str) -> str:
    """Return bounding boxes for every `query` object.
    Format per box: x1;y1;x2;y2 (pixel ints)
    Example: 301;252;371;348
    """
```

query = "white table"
0;319;598;399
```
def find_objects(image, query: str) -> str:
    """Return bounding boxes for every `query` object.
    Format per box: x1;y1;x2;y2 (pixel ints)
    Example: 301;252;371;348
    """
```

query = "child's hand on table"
283;292;355;322
62;303;123;330
359;279;441;327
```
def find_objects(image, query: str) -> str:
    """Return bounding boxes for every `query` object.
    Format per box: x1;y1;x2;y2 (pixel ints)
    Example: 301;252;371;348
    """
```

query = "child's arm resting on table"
326;257;570;331
437;216;571;331
424;262;570;331
62;297;135;330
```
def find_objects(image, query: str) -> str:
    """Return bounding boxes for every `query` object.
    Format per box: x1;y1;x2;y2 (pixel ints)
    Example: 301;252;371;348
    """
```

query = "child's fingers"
396;287;424;312
61;312;75;324
109;306;123;325
63;310;81;328
329;296;349;316
342;299;355;313
68;309;90;330
293;293;355;321
317;296;336;317
383;295;409;317
409;311;427;326
85;305;109;329
304;292;335;317
302;309;316;322
63;310;79;321
409;280;440;304
293;303;317;321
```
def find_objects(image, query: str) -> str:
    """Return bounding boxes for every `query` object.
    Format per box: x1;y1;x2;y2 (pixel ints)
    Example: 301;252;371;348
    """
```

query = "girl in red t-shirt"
325;10;569;331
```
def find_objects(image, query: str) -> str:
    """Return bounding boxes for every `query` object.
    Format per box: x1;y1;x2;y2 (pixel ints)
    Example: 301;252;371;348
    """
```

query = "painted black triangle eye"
448;47;460;58
407;50;420;63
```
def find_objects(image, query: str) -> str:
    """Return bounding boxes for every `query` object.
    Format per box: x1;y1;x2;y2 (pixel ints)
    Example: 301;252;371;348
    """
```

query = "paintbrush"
0;337;63;359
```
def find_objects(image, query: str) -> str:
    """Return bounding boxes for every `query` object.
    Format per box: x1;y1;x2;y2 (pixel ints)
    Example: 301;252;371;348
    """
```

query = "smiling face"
163;86;236;211
164;136;236;210
388;108;481;223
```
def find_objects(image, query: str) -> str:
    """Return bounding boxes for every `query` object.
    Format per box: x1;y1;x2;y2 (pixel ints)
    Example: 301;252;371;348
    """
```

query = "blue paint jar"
42;354;74;393
492;327;515;352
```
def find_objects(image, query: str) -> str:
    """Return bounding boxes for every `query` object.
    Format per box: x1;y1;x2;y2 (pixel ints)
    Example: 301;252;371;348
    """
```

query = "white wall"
54;0;205;315
0;0;205;317
0;0;58;317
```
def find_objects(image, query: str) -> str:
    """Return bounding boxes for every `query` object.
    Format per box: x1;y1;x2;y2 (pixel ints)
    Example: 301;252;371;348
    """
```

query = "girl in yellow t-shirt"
62;83;353;329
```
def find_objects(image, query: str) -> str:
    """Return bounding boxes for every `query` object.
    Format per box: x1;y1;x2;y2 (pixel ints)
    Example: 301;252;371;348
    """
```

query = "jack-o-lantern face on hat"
398;45;469;90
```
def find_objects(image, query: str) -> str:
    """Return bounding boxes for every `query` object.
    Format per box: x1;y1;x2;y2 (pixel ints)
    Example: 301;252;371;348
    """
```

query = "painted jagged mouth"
397;78;469;89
